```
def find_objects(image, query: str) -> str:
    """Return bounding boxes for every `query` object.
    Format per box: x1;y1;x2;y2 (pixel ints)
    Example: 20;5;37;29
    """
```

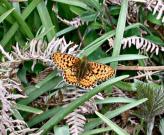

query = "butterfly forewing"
88;62;115;82
53;52;80;70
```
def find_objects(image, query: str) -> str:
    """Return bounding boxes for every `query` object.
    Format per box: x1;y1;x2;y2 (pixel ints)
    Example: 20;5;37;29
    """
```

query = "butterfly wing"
52;52;80;71
88;62;115;82
79;70;97;89
63;69;79;86
63;69;97;89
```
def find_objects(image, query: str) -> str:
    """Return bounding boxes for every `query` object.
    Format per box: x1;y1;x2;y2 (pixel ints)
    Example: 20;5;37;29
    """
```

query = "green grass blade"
111;0;128;68
15;103;43;114
115;81;136;91
0;8;14;23
95;54;148;64
85;98;147;130
0;6;15;23
12;2;21;13
82;127;111;135
28;107;61;127
55;26;76;37
34;70;58;89
159;118;164;135
96;97;136;104
1;0;34;38
52;0;91;10
54;126;70;135
12;109;24;121
38;75;129;134
0;0;41;46
95;111;129;135
37;1;56;41
35;26;55;40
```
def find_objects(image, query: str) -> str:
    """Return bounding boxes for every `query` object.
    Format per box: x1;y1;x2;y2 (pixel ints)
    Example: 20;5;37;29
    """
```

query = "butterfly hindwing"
88;62;115;82
53;52;80;71
79;70;97;89
63;69;78;86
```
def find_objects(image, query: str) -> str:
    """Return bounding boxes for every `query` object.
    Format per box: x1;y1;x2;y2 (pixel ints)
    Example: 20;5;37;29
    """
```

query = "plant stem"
147;117;155;135
117;65;164;71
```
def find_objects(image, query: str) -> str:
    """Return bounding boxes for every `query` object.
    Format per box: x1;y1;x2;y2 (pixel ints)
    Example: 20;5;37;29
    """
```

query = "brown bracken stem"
117;65;164;71
126;71;160;80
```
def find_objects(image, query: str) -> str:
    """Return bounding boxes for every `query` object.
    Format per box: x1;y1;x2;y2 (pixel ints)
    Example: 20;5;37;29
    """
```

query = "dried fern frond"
0;79;40;135
62;88;101;135
52;5;85;28
65;111;86;135
0;37;79;71
65;99;97;135
147;0;164;22
56;15;85;28
122;36;164;55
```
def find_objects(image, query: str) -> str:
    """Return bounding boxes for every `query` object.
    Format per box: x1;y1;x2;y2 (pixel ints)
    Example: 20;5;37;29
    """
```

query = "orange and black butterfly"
52;52;115;89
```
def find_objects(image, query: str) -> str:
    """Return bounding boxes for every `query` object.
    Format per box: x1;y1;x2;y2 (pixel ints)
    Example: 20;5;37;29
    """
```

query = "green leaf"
0;0;41;46
1;0;34;39
96;97;136;104
115;81;136;91
28;107;61;127
52;0;91;10
0;8;14;23
136;81;164;119
0;6;15;23
109;6;121;16
82;127;111;135
145;35;164;46
17;66;28;85
54;126;70;135
37;1;56;41
70;6;86;15
95;111;129;135
35;26;55;40
95;54;148;64
160;118;164;135
80;13;97;22
15;103;43;114
56;26;76;37
111;0;128;68
147;12;162;25
12;109;24;121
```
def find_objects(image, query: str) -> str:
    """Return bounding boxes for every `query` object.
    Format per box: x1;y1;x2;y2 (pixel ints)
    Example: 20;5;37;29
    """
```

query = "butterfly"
52;52;115;89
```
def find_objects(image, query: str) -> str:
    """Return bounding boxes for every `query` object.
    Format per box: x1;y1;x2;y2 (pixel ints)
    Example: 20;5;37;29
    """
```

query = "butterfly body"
53;52;115;89
76;56;89;80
